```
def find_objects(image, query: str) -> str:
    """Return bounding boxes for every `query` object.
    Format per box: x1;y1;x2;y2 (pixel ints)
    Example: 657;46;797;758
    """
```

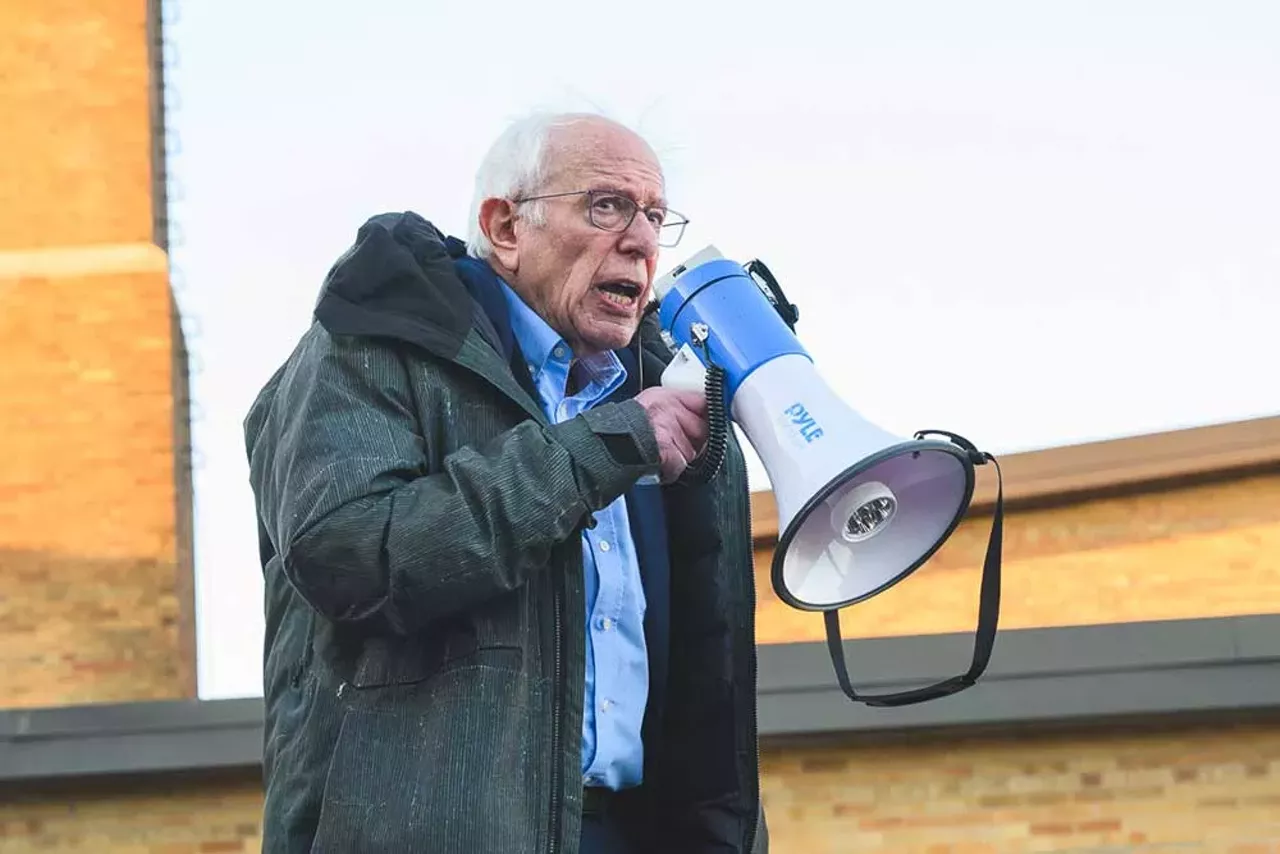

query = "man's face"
483;120;666;356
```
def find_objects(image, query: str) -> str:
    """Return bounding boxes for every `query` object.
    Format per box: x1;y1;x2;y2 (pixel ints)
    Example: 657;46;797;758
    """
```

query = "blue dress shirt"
499;283;649;791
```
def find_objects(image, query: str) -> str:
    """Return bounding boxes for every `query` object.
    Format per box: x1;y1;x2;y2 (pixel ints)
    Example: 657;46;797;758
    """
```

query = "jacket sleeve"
247;330;661;636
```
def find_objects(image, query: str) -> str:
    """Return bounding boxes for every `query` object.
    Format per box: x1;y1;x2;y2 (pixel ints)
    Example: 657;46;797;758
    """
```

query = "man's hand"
634;387;709;484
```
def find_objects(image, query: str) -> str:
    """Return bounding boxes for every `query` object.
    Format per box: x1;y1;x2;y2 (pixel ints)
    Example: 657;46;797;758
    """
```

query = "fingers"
653;418;696;484
662;445;689;485
661;390;709;445
670;389;708;418
667;423;698;465
639;387;706;418
634;386;712;484
669;402;708;448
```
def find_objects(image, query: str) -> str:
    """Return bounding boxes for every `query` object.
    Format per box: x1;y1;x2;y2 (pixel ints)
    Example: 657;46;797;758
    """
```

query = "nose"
616;211;660;261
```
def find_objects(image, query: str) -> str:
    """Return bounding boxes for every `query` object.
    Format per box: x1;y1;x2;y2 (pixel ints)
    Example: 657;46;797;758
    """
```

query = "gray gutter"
3;615;1278;784
758;613;1280;738
0;696;263;783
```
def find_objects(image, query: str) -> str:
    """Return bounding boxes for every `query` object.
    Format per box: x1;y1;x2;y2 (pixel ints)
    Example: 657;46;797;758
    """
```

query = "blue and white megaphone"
651;246;1005;707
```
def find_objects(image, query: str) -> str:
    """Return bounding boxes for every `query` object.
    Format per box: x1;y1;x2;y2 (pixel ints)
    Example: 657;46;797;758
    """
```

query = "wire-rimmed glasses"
514;189;689;248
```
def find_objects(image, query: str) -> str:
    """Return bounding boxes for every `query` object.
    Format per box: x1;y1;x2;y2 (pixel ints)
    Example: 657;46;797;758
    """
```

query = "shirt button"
553;346;566;359
598;540;611;552
598;617;613;631
601;699;612;712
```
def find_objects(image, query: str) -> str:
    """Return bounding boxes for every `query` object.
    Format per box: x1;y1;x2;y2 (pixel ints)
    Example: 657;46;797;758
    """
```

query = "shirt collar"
498;281;627;393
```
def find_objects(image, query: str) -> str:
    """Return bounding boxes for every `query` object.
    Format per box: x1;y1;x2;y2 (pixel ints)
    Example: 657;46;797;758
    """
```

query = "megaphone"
652;246;1005;707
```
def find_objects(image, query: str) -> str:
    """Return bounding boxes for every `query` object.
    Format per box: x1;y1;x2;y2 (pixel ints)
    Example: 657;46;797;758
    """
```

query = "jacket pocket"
348;619;524;688
310;664;551;854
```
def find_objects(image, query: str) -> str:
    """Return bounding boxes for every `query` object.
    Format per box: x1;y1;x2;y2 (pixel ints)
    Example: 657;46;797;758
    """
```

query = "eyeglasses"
513;189;689;248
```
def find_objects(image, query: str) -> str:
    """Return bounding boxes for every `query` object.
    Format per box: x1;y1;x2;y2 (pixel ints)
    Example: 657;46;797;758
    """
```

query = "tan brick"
0;258;188;707
756;471;1280;644
0;774;263;853
760;723;1280;852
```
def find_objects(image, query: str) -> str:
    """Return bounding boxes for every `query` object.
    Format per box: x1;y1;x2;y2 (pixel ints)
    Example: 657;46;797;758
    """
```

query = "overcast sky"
161;0;1280;699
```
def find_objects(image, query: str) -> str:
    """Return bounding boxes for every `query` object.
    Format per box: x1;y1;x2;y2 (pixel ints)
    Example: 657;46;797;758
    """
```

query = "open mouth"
596;281;642;308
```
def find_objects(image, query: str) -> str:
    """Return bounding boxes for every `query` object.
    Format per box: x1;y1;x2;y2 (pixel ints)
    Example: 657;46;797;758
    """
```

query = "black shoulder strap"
824;449;1003;707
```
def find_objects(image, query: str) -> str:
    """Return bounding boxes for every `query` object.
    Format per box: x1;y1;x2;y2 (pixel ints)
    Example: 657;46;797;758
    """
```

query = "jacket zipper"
549;535;588;854
463;333;754;851
548;571;565;854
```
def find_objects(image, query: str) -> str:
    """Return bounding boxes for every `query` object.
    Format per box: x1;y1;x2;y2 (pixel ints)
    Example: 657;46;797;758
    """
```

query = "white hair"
465;111;635;259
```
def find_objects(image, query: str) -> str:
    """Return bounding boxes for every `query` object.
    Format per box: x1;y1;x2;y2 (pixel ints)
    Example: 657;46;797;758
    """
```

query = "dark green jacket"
244;212;767;853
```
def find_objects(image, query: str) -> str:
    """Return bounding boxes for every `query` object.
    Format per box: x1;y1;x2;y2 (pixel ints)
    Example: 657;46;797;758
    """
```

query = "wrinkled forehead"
545;121;667;206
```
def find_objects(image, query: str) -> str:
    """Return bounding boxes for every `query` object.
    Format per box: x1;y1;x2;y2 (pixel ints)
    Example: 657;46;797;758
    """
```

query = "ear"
478;197;520;272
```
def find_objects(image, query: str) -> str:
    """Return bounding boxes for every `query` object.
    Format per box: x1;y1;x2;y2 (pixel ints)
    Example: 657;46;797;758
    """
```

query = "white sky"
162;0;1280;700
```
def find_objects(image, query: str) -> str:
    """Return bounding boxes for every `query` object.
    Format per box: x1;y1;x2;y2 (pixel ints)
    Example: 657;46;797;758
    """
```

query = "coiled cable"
637;301;729;485
678;353;728;485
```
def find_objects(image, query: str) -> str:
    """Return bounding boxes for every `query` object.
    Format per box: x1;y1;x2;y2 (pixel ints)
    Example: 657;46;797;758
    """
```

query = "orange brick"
0;0;189;707
0;1;155;249
0;262;190;707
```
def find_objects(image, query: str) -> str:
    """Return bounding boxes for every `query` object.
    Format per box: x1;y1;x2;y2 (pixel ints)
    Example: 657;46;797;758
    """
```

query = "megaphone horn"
653;246;1005;708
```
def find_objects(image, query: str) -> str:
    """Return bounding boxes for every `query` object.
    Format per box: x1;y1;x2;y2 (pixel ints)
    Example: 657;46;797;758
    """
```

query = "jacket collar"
312;211;663;417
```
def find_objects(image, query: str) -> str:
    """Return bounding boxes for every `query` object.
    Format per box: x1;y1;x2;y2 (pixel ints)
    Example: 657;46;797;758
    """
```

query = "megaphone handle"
823;453;1004;708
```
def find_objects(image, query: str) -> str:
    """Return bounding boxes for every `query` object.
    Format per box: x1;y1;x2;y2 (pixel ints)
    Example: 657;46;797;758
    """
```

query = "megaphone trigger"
659;344;707;394
652;245;1006;708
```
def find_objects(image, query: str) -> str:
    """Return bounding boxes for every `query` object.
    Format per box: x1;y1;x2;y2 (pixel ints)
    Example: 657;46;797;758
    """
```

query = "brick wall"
3;720;1278;852
0;773;264;853
0;257;189;707
759;721;1280;852
0;2;155;250
0;0;192;707
4;2;1280;851
755;470;1280;645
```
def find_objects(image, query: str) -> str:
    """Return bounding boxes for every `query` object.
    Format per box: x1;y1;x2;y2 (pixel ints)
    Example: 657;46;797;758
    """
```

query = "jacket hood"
312;211;478;360
310;209;673;377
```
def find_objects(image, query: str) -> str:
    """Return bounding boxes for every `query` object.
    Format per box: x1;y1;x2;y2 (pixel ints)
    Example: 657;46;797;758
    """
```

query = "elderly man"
244;112;767;853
